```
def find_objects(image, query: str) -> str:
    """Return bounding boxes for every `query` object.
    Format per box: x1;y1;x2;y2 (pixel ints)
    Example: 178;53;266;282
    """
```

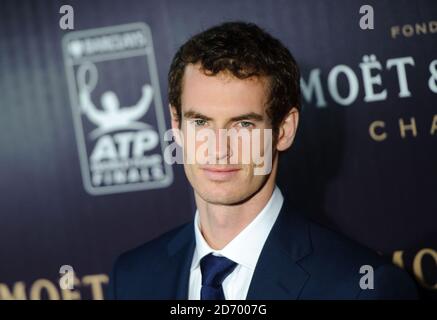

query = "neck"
195;160;278;250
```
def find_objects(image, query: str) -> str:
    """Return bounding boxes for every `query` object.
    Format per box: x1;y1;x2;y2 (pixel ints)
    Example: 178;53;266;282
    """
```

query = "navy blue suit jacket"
107;202;418;299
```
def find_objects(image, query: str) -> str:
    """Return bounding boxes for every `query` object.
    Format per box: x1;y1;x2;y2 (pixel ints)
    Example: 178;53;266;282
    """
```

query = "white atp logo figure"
77;62;154;139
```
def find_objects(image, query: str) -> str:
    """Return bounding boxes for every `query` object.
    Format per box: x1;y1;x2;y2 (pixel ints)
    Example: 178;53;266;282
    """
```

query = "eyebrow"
230;112;264;122
183;110;264;122
183;110;213;121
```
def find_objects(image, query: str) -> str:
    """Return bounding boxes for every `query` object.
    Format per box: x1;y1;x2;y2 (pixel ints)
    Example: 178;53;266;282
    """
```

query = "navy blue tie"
200;253;237;300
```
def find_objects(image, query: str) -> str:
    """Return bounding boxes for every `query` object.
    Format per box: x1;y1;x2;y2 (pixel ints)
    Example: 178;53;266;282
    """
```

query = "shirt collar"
191;185;284;271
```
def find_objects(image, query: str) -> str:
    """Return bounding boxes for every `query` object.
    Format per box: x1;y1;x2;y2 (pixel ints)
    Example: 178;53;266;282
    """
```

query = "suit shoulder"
107;221;193;299
114;221;192;271
298;216;417;298
306;217;388;267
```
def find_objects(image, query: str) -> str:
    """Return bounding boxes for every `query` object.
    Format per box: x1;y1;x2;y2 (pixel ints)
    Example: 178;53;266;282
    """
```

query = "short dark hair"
168;21;301;134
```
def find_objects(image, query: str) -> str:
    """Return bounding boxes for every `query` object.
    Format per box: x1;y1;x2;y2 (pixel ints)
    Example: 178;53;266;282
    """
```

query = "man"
107;22;418;299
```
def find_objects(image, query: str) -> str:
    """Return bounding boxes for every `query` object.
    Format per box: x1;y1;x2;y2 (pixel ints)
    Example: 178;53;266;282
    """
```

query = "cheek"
239;166;257;182
231;130;271;161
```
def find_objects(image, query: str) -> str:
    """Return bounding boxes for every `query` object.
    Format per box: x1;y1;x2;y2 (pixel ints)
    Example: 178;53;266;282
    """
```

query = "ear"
276;107;299;152
169;104;183;147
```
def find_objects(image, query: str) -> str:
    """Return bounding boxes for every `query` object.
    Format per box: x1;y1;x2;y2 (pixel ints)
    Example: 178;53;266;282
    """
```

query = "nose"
212;128;231;162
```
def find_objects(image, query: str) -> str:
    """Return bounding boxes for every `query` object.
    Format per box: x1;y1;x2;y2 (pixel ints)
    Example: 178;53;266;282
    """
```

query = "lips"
200;166;241;181
201;166;241;172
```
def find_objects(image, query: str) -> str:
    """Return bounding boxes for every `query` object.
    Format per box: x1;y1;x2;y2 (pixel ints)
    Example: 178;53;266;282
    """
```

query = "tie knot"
200;253;237;288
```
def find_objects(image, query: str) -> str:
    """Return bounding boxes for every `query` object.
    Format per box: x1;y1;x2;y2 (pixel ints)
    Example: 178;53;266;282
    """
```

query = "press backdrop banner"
0;0;436;299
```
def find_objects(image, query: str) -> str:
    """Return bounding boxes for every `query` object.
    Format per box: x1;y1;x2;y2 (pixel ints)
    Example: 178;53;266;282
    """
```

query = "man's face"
171;63;278;206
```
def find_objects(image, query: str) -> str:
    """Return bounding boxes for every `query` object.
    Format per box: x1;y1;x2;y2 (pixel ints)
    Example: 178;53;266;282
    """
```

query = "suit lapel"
167;223;196;299
246;203;313;299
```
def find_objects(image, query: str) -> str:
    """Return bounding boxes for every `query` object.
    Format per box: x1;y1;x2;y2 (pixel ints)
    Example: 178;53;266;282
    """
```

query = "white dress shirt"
188;185;284;300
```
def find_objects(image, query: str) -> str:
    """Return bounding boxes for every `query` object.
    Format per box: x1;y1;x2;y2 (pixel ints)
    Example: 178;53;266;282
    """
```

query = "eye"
193;119;208;127
238;121;254;128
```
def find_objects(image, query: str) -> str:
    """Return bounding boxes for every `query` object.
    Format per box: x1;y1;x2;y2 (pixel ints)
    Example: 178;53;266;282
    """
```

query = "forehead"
181;63;269;117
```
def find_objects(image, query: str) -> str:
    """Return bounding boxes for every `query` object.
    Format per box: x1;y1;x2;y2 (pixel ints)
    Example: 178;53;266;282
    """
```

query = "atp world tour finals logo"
62;23;173;195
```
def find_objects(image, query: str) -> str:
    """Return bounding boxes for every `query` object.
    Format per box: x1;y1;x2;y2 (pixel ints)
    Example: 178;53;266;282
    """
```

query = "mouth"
200;166;241;181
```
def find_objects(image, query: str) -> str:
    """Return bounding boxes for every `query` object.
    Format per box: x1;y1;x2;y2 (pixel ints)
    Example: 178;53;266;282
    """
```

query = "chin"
198;186;244;205
197;180;263;206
